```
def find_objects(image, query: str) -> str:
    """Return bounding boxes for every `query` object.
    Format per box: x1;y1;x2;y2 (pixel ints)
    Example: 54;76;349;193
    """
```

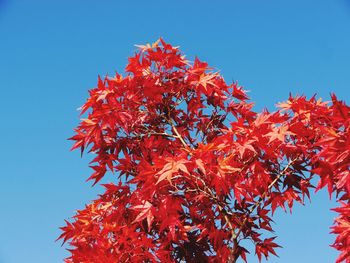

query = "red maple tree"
59;39;350;262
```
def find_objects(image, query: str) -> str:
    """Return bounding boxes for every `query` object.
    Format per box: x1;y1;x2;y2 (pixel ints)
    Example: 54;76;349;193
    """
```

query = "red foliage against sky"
59;39;350;262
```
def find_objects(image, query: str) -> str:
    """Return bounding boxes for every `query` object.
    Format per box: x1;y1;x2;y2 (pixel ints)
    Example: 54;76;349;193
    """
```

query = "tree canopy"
59;39;350;263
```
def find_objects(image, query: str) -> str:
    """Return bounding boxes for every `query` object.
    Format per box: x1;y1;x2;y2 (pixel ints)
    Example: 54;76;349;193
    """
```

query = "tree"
59;39;350;262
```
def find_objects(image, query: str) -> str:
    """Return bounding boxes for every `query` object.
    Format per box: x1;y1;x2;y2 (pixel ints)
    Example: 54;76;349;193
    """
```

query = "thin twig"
230;157;298;262
169;118;189;150
165;113;242;259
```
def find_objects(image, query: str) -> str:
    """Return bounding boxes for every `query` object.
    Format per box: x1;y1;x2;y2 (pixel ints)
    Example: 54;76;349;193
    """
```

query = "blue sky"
0;0;349;262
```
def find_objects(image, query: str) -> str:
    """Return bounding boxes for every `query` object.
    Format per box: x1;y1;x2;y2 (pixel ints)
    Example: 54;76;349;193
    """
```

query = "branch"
139;125;179;140
231;157;298;262
168;118;190;150
148;132;178;139
187;171;236;254
165;114;239;259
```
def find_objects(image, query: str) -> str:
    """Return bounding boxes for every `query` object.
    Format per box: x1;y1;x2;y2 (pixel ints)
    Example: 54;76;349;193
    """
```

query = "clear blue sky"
0;0;349;262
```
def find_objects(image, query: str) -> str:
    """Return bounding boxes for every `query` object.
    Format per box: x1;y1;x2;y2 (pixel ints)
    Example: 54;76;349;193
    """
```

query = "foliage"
59;39;350;262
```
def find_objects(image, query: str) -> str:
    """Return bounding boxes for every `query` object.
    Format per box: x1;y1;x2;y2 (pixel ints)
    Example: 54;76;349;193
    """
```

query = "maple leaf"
232;83;249;100
255;237;281;262
131;201;154;230
195;159;206;174
86;165;106;186
155;159;189;185
236;140;257;158
135;39;161;52
265;124;295;144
